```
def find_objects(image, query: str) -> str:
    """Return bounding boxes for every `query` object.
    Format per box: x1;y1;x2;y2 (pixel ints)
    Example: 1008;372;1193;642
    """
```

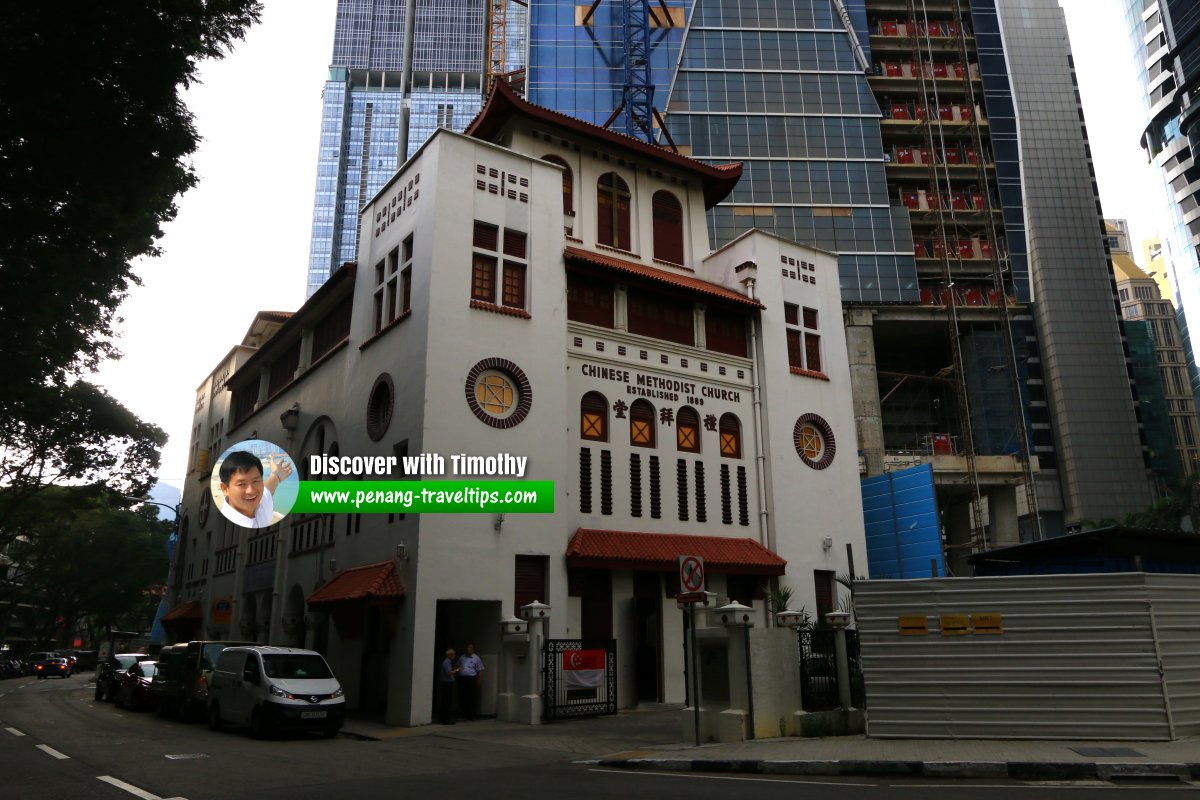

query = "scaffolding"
869;0;1041;550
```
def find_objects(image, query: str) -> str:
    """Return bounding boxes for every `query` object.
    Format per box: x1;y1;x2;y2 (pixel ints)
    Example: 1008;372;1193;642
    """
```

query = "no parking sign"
677;555;705;594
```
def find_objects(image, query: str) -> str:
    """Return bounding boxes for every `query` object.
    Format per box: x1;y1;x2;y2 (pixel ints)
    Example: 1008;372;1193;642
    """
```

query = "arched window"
581;392;607;441
677;406;700;452
630;399;656;447
652;190;684;264
597;172;632;250
719;414;742;458
542;155;573;216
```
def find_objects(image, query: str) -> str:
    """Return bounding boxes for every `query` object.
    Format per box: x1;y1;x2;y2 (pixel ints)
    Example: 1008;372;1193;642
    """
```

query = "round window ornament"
794;413;836;470
366;373;395;442
465;358;533;429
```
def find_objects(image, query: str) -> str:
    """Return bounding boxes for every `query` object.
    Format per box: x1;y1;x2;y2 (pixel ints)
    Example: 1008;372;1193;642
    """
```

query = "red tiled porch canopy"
306;560;404;608
564;246;765;309
161;600;202;623
566;529;786;576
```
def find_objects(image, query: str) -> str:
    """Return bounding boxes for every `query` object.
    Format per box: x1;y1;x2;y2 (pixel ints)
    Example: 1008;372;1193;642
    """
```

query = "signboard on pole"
678;555;705;594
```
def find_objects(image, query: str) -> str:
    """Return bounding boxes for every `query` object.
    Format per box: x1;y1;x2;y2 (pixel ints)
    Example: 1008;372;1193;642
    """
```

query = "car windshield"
114;654;146;670
262;654;333;680
136;662;157;678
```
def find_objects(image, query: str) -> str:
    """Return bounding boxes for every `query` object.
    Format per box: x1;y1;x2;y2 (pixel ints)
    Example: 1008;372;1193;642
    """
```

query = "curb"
589;757;1200;782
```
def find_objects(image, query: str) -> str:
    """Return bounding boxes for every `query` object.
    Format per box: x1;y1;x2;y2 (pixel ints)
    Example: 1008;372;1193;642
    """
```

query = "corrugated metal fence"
855;573;1200;740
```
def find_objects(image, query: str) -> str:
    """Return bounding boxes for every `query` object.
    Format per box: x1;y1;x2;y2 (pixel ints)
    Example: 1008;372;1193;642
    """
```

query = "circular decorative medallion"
366;373;395;442
793;413;836;470
465;358;533;428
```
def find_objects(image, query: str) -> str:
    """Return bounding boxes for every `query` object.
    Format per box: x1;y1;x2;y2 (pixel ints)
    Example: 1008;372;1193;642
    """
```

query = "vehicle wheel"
321;726;339;739
208;704;223;731
250;708;272;740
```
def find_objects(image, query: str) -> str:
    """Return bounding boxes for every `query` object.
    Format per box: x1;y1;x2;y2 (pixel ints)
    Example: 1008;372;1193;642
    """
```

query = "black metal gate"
543;639;617;721
797;629;866;711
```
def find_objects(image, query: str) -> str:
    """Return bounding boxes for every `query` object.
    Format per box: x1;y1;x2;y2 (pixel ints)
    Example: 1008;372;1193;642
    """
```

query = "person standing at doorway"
456;643;484;720
439;648;460;724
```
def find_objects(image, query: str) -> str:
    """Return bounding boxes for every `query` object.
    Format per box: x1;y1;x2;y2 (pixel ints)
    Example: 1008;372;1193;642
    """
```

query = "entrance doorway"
633;571;662;703
432;599;502;720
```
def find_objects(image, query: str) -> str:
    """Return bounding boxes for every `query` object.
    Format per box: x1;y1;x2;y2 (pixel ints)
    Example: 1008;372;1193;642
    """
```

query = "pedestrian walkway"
343;704;1200;782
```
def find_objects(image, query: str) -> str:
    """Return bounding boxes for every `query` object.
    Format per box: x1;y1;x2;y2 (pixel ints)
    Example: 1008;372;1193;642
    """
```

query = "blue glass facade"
306;0;495;296
527;0;918;303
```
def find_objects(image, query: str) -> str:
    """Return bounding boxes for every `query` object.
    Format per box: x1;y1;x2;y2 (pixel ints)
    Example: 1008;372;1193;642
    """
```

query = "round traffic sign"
679;555;704;593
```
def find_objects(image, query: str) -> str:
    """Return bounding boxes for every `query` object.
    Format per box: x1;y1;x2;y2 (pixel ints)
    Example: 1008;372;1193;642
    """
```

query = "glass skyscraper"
306;0;493;296
1126;0;1200;404
527;0;1154;538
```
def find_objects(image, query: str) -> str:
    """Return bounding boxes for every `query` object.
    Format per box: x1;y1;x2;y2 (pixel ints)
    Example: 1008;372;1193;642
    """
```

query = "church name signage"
580;362;742;405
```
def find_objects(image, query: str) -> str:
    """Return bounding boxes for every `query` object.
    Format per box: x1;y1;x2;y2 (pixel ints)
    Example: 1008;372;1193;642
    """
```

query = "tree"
0;383;166;535
0;2;263;403
0;487;170;644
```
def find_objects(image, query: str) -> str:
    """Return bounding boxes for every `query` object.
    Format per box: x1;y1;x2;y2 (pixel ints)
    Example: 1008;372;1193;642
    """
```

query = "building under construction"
517;0;1156;570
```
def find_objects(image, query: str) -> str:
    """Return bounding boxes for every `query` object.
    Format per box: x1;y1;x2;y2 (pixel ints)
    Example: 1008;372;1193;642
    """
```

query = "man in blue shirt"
456;643;484;720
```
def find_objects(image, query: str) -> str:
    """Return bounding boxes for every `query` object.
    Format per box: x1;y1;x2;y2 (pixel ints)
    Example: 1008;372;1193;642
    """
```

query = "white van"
207;646;345;738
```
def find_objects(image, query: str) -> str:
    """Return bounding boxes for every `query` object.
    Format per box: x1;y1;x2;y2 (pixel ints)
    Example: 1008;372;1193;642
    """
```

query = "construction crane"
486;0;528;95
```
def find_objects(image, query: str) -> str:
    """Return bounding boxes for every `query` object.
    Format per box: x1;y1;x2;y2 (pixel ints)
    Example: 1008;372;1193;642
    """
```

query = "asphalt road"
1;675;1196;799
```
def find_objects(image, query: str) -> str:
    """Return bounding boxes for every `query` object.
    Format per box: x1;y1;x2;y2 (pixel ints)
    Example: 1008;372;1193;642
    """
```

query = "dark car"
95;653;152;702
115;661;158;710
171;640;258;721
149;645;187;717
37;657;71;679
1;659;24;679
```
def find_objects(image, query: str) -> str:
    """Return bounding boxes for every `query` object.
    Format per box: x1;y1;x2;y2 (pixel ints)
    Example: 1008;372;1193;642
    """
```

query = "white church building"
169;83;867;726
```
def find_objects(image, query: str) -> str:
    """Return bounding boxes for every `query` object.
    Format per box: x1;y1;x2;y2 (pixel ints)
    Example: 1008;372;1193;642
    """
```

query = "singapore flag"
563;649;605;690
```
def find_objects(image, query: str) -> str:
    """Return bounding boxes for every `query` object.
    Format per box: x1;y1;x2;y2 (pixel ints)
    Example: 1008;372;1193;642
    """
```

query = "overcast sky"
89;0;1174;492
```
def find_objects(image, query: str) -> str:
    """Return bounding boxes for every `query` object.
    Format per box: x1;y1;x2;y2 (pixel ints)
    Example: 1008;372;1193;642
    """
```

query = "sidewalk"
589;730;1200;782
342;705;1200;782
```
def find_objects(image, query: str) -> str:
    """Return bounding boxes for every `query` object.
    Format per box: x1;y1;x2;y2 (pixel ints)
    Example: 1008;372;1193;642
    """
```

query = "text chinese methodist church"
169;82;867;727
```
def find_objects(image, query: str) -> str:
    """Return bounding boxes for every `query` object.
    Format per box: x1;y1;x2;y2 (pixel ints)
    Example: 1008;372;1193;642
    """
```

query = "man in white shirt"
217;450;293;529
456;642;484;720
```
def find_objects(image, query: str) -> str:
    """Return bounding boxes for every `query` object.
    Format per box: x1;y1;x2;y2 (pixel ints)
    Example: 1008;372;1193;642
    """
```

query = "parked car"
149;644;187;717
72;650;99;671
36;657;71;679
115;660;159;710
1;659;24;679
95;653;152;701
166;640;258;721
207;646;344;739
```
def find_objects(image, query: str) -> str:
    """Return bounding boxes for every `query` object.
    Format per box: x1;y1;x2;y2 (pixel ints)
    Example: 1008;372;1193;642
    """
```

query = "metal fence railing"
797;628;866;711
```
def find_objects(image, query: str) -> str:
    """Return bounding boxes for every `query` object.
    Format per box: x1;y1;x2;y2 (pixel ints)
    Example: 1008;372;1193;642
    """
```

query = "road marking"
36;744;70;760
164;753;209;760
586;768;876;788
97;776;183;800
5;727;25;737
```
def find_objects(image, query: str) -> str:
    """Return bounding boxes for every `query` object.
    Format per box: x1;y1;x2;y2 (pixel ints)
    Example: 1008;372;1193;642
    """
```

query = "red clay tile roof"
161;600;202;622
565;246;764;309
566;529;786;575
465;81;742;209
306;560;403;607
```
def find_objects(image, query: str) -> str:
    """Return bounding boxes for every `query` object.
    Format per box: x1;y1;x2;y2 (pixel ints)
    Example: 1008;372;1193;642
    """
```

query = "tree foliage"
0;1;263;400
1;487;171;644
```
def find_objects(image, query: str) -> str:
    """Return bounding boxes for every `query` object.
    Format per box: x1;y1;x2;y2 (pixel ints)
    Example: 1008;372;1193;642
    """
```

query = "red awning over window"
161;600;202;622
566;529;786;576
306;560;404;607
